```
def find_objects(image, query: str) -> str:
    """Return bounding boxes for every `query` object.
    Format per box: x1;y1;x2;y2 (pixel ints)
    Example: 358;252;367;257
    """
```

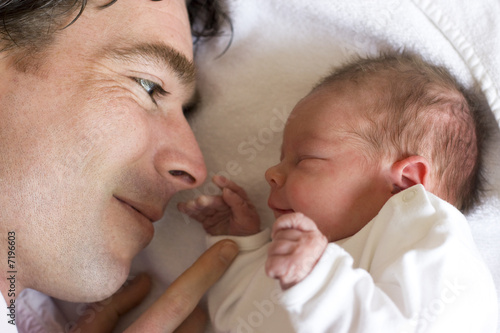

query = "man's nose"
265;163;285;188
153;113;207;190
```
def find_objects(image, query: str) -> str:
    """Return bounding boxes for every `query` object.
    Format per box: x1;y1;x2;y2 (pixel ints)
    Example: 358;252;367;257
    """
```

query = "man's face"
265;86;392;242
0;0;206;302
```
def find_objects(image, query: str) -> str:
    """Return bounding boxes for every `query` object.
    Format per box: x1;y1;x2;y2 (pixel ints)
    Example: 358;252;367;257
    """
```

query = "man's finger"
173;306;208;333
124;240;239;333
71;273;151;333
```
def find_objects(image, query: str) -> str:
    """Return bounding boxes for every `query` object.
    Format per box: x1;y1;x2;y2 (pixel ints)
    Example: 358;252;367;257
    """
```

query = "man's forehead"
83;0;193;59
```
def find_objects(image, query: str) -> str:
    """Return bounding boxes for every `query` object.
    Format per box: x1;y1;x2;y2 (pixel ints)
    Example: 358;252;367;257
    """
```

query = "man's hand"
177;175;261;236
71;239;239;333
265;213;328;290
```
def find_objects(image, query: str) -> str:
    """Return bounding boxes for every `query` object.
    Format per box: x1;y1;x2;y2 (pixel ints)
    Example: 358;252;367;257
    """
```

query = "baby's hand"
177;175;261;236
265;212;328;290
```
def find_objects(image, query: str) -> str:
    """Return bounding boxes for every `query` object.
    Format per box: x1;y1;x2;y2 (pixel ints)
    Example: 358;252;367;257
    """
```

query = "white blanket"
55;1;500;332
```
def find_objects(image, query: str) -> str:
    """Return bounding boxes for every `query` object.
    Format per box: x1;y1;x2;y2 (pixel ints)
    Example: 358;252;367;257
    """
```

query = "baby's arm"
266;212;328;290
177;175;261;236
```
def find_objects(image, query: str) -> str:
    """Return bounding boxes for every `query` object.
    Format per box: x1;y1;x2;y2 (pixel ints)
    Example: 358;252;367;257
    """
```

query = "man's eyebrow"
103;42;196;85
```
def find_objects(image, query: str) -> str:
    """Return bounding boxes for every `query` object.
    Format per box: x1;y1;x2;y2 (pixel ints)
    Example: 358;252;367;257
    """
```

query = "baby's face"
265;87;392;242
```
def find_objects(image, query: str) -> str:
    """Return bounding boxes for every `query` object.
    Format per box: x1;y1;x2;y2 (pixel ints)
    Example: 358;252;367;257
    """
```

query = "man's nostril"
169;170;196;184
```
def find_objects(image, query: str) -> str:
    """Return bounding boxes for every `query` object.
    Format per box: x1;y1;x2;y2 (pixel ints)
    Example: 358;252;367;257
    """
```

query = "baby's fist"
265;213;328;290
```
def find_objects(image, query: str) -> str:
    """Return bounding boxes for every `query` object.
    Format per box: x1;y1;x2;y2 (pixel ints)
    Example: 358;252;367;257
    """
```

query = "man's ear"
389;156;431;194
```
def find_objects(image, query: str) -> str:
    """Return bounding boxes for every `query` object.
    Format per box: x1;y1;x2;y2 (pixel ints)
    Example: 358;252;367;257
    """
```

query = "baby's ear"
389;156;430;194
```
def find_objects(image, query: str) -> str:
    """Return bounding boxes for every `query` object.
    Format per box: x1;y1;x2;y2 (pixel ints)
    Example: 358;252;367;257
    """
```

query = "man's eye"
134;77;168;103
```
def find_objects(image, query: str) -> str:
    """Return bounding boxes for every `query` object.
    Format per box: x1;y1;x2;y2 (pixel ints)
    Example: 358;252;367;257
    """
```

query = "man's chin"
48;260;132;303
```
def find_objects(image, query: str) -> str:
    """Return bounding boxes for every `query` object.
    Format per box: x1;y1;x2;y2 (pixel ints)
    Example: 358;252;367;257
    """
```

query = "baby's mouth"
268;199;295;216
271;207;295;217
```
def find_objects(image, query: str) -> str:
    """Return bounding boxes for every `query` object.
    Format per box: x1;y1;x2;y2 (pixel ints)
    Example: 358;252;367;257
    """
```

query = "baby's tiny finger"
177;202;188;214
222;187;244;207
195;195;229;211
272;228;303;242
265;256;306;290
272;212;319;238
185;199;200;211
268;238;297;256
177;201;212;219
195;195;213;207
265;256;296;281
213;175;250;200
265;256;285;279
177;201;199;216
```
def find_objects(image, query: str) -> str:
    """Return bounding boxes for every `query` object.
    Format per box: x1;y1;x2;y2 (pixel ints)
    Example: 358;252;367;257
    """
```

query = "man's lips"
114;196;163;222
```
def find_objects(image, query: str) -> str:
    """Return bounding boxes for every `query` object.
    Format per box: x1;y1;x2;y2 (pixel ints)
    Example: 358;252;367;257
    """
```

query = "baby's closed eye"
297;155;327;165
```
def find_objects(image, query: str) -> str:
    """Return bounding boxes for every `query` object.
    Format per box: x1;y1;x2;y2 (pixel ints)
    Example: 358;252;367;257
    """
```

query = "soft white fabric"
51;1;500;332
15;289;66;333
206;186;498;333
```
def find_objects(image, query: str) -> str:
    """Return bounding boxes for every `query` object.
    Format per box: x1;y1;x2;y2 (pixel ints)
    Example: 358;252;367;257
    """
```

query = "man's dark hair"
188;0;230;44
0;0;228;53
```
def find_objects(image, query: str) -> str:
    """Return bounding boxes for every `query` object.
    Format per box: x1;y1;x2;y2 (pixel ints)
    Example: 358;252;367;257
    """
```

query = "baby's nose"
265;164;285;187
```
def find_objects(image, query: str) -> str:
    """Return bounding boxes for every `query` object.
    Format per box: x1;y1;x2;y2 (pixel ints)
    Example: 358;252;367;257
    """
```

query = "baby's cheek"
288;182;324;216
289;181;341;233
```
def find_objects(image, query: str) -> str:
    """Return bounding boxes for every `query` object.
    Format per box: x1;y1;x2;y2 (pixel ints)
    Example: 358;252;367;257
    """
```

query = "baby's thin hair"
313;53;494;213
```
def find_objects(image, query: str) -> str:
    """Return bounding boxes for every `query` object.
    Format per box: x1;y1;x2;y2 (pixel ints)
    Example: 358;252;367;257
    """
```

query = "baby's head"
266;53;491;242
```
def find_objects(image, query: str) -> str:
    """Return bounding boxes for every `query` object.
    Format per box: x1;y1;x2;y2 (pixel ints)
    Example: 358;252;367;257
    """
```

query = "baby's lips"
276;208;295;215
269;204;295;217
